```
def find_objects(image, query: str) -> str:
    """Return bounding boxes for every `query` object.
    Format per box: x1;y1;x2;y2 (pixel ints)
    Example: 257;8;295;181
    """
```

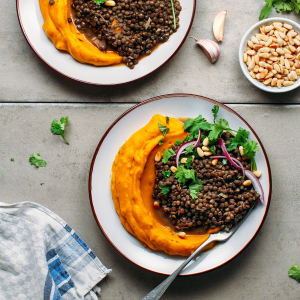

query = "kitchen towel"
0;201;111;300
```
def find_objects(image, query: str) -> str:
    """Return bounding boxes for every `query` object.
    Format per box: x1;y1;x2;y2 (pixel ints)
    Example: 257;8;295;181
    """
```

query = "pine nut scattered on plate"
244;22;300;88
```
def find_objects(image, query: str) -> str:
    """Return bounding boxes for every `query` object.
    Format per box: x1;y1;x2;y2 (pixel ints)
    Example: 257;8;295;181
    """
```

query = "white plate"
89;94;272;275
17;0;195;85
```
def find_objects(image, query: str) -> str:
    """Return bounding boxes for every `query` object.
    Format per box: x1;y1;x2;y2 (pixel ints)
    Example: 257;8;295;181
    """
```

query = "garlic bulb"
213;10;227;42
190;37;220;63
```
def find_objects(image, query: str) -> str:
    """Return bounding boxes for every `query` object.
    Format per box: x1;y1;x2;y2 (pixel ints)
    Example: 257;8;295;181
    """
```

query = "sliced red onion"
193;129;201;149
245;170;264;204
175;140;196;167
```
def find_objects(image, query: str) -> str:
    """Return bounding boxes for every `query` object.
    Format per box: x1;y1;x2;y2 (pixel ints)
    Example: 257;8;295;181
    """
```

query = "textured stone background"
1;0;300;299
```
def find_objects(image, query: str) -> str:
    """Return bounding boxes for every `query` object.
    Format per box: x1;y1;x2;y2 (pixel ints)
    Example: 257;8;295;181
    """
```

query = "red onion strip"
210;155;245;180
193;129;201;149
175;140;196;167
245;170;264;204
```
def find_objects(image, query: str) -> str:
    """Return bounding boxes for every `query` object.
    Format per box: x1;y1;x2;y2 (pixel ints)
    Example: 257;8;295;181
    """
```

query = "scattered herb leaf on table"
29;153;47;168
51;117;70;145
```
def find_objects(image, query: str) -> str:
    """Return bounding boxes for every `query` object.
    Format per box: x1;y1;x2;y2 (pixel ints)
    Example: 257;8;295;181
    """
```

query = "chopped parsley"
162;170;171;178
212;105;219;123
162;148;175;164
94;0;106;4
159;139;163;146
175;139;182;146
289;264;300;282
158;123;169;137
11;158;15;162
29;153;47;168
159;184;170;195
51;117;69;145
189;180;203;199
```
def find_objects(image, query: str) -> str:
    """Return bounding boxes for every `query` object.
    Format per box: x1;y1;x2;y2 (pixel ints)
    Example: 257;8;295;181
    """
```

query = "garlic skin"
213;10;227;42
190;37;220;63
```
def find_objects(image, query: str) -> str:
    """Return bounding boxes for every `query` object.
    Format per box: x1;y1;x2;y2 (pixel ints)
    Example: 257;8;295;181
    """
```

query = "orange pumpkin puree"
39;0;122;66
111;114;219;256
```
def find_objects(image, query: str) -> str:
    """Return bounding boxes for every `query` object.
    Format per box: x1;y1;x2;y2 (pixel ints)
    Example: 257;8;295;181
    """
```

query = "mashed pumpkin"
111;114;218;256
39;0;122;66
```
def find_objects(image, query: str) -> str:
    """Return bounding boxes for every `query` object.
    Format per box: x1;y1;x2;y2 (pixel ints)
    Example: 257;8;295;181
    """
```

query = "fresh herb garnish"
11;158;15;162
162;148;175;164
189;180;203;199
185;156;193;168
208;119;235;143
227;127;249;152
29;153;47;168
238;176;242;180
259;0;299;20
175;165;196;185
288;264;300;282
244;141;259;171
158;123;170;137
159;139;163;146
159;184;170;195
175;139;182;146
185;145;194;155
162;170;171;178
170;0;176;29
51;117;69;145
183;115;212;140
40;183;44;185
166;116;170;124
94;0;107;4
222;159;227;165
209;145;216;155
212;105;219;123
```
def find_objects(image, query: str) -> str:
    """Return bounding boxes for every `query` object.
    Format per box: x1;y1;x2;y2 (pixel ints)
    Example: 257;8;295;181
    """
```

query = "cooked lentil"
71;0;181;68
152;133;260;233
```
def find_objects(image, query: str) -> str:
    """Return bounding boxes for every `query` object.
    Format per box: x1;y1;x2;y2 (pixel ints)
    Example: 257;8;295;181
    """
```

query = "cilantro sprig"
212;105;219;123
289;264;300;282
94;0;107;5
29;153;47;168
162;148;175;164
51;117;69;145
159;184;170;195
259;0;300;20
158;123;170;137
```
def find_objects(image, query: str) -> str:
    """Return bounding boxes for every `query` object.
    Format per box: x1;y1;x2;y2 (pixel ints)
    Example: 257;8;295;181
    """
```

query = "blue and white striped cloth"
0;202;111;300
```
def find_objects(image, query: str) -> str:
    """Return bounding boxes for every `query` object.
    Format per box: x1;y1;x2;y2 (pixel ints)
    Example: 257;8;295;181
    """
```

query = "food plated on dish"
89;94;271;275
111;106;263;256
39;0;182;68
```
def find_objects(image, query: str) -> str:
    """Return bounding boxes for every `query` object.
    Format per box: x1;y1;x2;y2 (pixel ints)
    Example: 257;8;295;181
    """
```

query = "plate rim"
88;93;272;275
16;0;196;86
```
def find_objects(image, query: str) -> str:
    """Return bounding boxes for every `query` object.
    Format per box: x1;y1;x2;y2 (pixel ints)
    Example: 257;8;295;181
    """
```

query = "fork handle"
140;235;215;300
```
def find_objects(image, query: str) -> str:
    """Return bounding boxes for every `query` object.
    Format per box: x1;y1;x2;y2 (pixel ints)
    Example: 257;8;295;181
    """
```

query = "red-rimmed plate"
16;0;196;86
89;94;272;275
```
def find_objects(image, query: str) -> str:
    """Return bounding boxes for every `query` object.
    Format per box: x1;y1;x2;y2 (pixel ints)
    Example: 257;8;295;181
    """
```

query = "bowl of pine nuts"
239;17;300;92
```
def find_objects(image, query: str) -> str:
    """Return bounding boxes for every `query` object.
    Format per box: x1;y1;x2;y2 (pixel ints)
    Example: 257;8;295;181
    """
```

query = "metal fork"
140;200;258;300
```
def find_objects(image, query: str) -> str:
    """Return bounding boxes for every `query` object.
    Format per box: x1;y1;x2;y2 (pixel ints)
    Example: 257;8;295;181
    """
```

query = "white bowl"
239;17;300;93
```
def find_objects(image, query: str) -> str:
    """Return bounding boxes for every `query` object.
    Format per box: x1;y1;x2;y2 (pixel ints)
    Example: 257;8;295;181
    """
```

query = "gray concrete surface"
2;0;300;103
0;103;299;300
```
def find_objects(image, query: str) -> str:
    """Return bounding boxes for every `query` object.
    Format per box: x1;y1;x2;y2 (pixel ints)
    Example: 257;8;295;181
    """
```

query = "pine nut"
239;146;244;156
212;158;218;166
155;151;161;162
283;81;294;86
196;147;204;157
181;157;188;164
202;146;210;151
204;151;213;156
246;50;256;55
264;78;272;85
248;40;254;48
153;201;160;208
243;180;252;186
203;137;209;146
251;36;259;44
170;166;177;173
253;170;262;178
104;0;116;5
271;78;278;86
177;232;186;238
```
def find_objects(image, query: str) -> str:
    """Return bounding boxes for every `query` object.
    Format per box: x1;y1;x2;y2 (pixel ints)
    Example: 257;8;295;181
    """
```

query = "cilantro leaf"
159;184;170;195
94;0;107;4
175;140;182;146
29;153;47;168
162;149;175;164
162;170;171;178
243;140;259;159
185;156;193;168
166;116;170;124
11;158;15;162
288;264;300;282
259;2;273;20
158;123;170;137
185;145;194;155
183;115;212;139
274;0;293;11
212;105;219;123
209;145;216;155
208;119;232;143
227;127;249;151
51;117;69;145
189;180;203;199
175;165;196;185
159;139;163;146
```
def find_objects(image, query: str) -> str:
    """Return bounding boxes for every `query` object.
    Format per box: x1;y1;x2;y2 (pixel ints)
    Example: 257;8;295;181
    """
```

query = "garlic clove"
190;37;220;63
213;10;227;42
